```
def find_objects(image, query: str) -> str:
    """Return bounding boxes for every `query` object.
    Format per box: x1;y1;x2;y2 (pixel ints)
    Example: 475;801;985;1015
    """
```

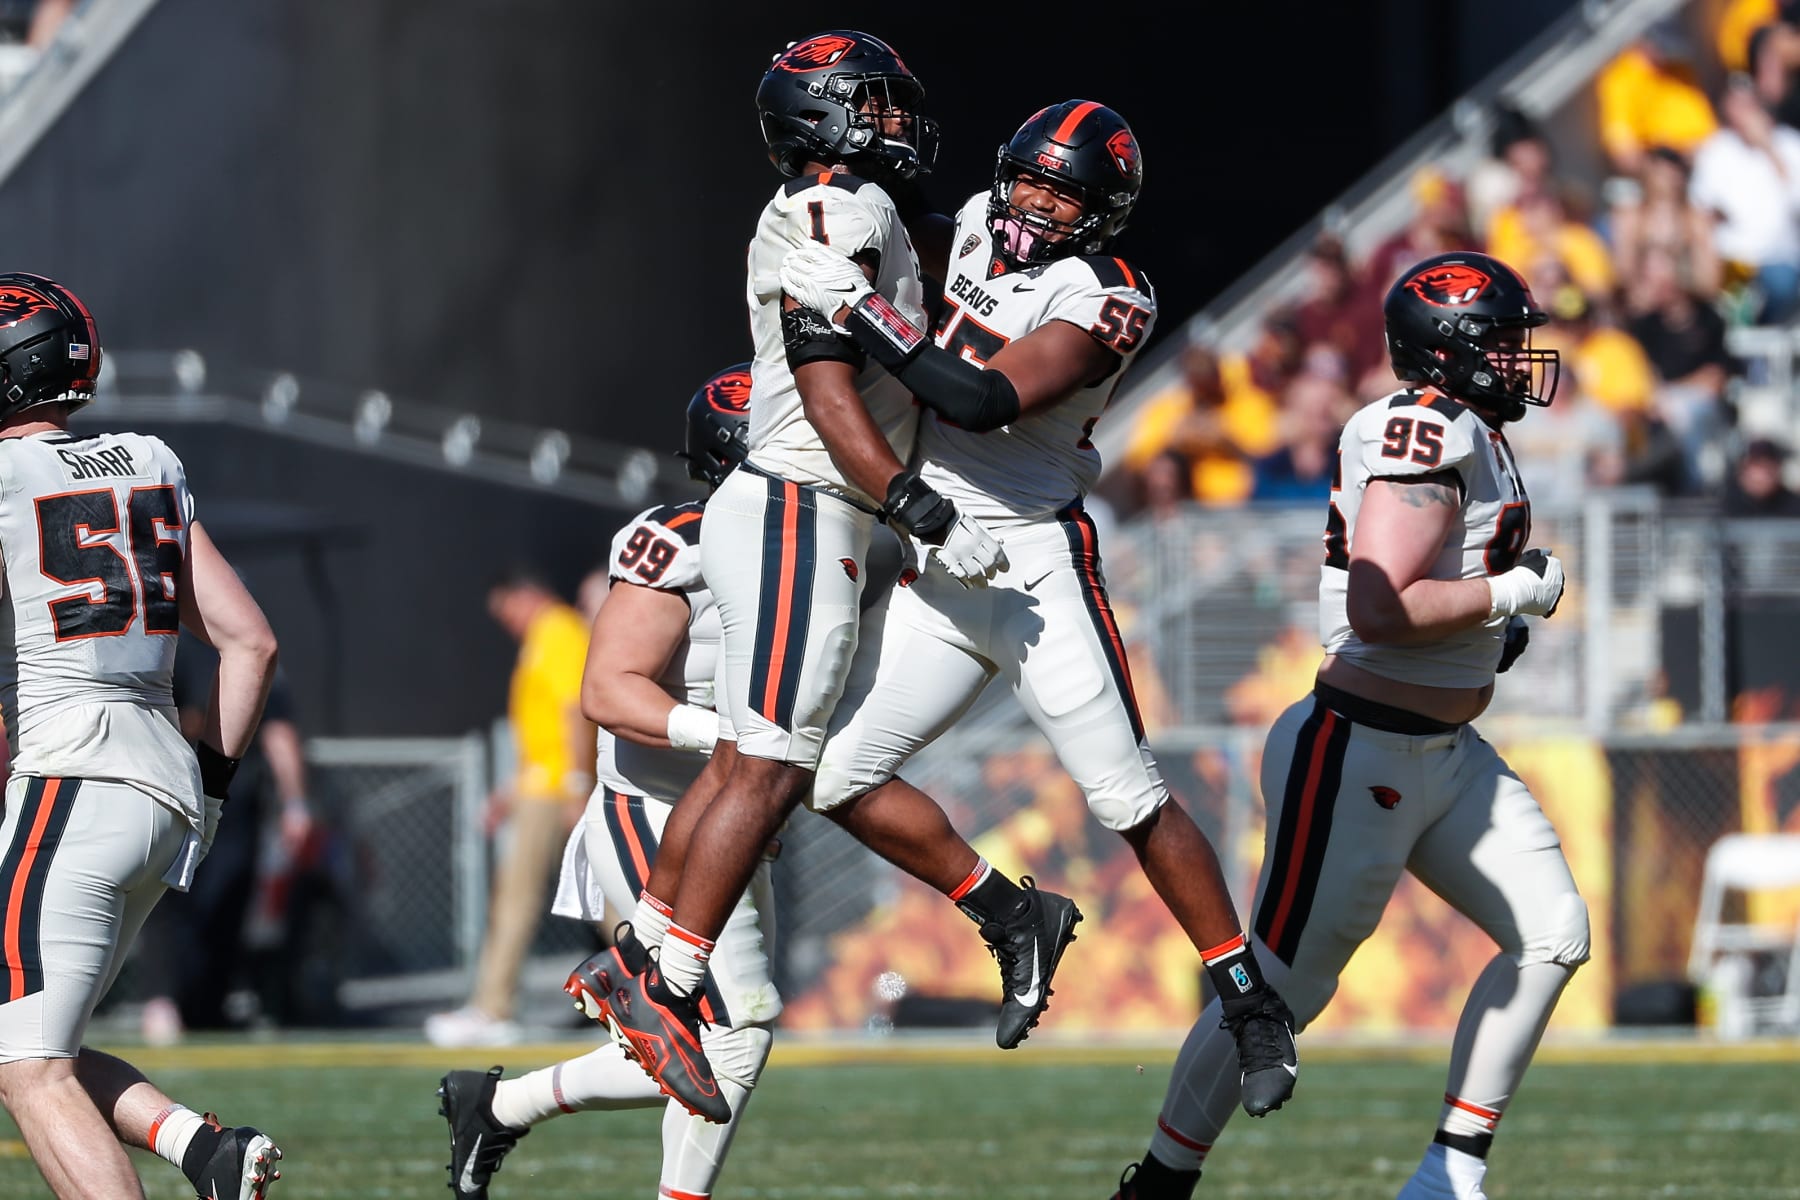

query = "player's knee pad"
1518;890;1590;969
701;1023;772;1091
1092;783;1166;833
807;753;895;815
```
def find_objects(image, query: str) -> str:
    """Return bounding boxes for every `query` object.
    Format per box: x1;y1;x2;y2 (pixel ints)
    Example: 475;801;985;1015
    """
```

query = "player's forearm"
582;674;685;749
203;640;278;759
800;385;909;501
1348;570;1493;646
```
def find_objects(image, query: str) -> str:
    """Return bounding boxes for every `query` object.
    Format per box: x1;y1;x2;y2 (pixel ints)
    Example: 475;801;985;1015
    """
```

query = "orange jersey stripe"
1052;101;1102;144
662;510;701;531
612;791;651;886
1114;257;1137;290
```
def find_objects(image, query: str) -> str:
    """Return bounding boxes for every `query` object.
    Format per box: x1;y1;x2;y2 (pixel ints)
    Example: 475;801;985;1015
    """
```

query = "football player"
439;366;778;1200
777;100;1300;1118
0;273;284;1199
593;33;1093;1126
1107;253;1585;1200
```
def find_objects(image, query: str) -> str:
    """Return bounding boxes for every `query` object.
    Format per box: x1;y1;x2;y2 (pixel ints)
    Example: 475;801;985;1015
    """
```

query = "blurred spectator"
1124;342;1281;507
1689;75;1800;322
1487;185;1616;299
1607;145;1722;296
1291;235;1384;378
1361;166;1473;297
1467;102;1554;239
1596;19;1719;174
1514;287;1629;507
1720;0;1780;73
1251;371;1351;504
1722;436;1800;514
1626;245;1735;399
1135;449;1194;524
1746;3;1800;127
425;568;594;1047
0;0;70;92
575;563;610;625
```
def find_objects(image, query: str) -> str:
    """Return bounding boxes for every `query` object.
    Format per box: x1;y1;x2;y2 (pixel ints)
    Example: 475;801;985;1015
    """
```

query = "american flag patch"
68;343;89;360
859;293;924;352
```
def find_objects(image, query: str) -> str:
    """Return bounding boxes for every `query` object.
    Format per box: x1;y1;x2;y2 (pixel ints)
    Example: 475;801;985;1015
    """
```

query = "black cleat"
564;922;650;1024
1108;1155;1200;1199
439;1066;529;1198
186;1114;282;1200
605;965;731;1124
981;876;1083;1049
1111;1161;1141;1200
1220;987;1299;1116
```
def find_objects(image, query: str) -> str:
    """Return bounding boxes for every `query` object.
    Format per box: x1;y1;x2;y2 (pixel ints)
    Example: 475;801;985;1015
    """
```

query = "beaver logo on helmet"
1106;128;1140;179
1404;263;1492;308
774;34;858;72
702;368;752;414
0;286;54;329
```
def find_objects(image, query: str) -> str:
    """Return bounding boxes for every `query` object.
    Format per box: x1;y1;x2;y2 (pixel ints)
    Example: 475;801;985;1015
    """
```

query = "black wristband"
197;742;240;801
881;469;956;546
845;292;929;373
782;304;864;372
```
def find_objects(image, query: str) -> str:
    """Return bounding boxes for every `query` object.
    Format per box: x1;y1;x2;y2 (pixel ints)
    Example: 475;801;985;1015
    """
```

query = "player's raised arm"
177;519;278;762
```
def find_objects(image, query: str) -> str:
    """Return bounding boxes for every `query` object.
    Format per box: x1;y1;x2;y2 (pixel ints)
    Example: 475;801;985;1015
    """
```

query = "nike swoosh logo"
1012;284;1036;292
1022;572;1052;592
459;1134;483;1193
1013;943;1042;1008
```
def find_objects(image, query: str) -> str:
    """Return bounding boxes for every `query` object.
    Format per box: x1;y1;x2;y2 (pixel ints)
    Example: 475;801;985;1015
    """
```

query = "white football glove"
1487;548;1564;619
931;512;1008;587
780;242;873;327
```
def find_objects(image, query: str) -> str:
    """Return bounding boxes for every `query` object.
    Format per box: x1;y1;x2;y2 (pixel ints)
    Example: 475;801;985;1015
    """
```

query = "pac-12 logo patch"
1403;264;1491;308
958;233;980;259
1369;785;1402;810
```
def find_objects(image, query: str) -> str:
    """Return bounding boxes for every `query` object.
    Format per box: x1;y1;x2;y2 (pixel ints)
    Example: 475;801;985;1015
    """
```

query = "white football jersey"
915;192;1157;524
593;501;717;802
744;170;924;507
1319;390;1533;687
0;430;204;828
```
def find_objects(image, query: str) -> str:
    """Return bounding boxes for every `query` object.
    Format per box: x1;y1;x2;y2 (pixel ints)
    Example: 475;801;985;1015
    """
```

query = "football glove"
1496;616;1530;673
780;242;873;327
932;513;1007;587
1487;549;1564;619
882;470;1006;587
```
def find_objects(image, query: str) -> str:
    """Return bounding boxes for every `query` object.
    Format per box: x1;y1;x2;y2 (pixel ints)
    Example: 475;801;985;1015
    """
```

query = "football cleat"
438;1066;529;1199
186;1114;282;1200
980;876;1083;1049
1220;986;1299;1117
605;965;731;1124
1111;1161;1140;1199
1107;1156;1200;1199
564;923;650;1024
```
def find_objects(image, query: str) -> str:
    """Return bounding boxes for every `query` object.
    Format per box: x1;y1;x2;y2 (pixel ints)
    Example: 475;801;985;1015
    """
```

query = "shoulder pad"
639;501;704;545
783;170;873;197
1387;390;1471;422
1078;254;1154;298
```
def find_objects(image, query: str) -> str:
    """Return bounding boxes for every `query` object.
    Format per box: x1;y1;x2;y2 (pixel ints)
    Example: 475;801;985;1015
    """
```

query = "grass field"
0;1039;1795;1198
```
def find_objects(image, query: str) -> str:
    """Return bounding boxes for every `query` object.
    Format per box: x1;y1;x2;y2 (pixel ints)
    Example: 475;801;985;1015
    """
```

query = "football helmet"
988;100;1142;267
1383;252;1558;423
756;30;938;184
679;362;751;489
0;272;101;421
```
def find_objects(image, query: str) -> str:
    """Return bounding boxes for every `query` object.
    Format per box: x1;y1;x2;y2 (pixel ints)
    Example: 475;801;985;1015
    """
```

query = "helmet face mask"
679;364;752;490
0;273;101;422
757;31;938;184
1383;253;1558;423
986;100;1141;267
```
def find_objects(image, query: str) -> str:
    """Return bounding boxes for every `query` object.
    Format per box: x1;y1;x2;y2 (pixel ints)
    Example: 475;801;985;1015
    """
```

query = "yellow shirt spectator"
508;600;592;802
1571;326;1656;414
1718;0;1778;72
1596;45;1718;167
1126;347;1281;507
1486;199;1616;298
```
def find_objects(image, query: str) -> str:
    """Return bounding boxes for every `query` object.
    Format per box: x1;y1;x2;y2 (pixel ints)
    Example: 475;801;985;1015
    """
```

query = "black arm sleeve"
843;295;1020;433
783;304;865;373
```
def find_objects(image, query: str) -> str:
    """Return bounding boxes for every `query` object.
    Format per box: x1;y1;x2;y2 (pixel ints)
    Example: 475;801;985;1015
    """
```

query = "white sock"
149;1105;208;1169
488;1043;665;1129
633;890;673;952
658;924;713;997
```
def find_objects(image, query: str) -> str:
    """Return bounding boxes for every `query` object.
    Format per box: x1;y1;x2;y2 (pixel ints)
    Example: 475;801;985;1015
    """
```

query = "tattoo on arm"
1393;479;1461;509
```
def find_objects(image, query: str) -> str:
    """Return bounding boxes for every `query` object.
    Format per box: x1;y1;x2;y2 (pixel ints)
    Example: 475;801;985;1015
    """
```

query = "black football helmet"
1383;252;1558;423
988;100;1142;267
756;31;938;184
679;363;752;489
0;273;101;421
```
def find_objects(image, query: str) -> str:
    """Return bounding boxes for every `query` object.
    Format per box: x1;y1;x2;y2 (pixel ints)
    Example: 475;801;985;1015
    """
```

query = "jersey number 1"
36;486;183;641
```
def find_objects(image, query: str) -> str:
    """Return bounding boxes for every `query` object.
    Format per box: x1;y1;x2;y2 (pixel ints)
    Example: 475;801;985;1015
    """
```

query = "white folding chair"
1687;833;1800;1036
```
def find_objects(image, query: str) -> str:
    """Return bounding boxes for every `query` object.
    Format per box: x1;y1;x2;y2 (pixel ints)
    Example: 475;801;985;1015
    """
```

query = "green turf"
0;1049;1793;1197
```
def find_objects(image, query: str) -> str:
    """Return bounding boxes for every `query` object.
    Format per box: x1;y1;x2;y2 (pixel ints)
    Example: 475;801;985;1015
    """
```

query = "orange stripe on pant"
758;482;802;721
1261;711;1339;954
4;777;62;1002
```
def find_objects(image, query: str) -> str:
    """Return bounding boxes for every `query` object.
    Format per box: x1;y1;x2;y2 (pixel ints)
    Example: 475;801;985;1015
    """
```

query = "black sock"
1202;936;1268;1007
956;869;1025;925
1131;1152;1201;1199
1434;1129;1493;1159
180;1122;226;1180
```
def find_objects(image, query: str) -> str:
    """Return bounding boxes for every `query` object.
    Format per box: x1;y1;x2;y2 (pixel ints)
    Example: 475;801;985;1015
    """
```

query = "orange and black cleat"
564;923;650;1025
604;965;731;1124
